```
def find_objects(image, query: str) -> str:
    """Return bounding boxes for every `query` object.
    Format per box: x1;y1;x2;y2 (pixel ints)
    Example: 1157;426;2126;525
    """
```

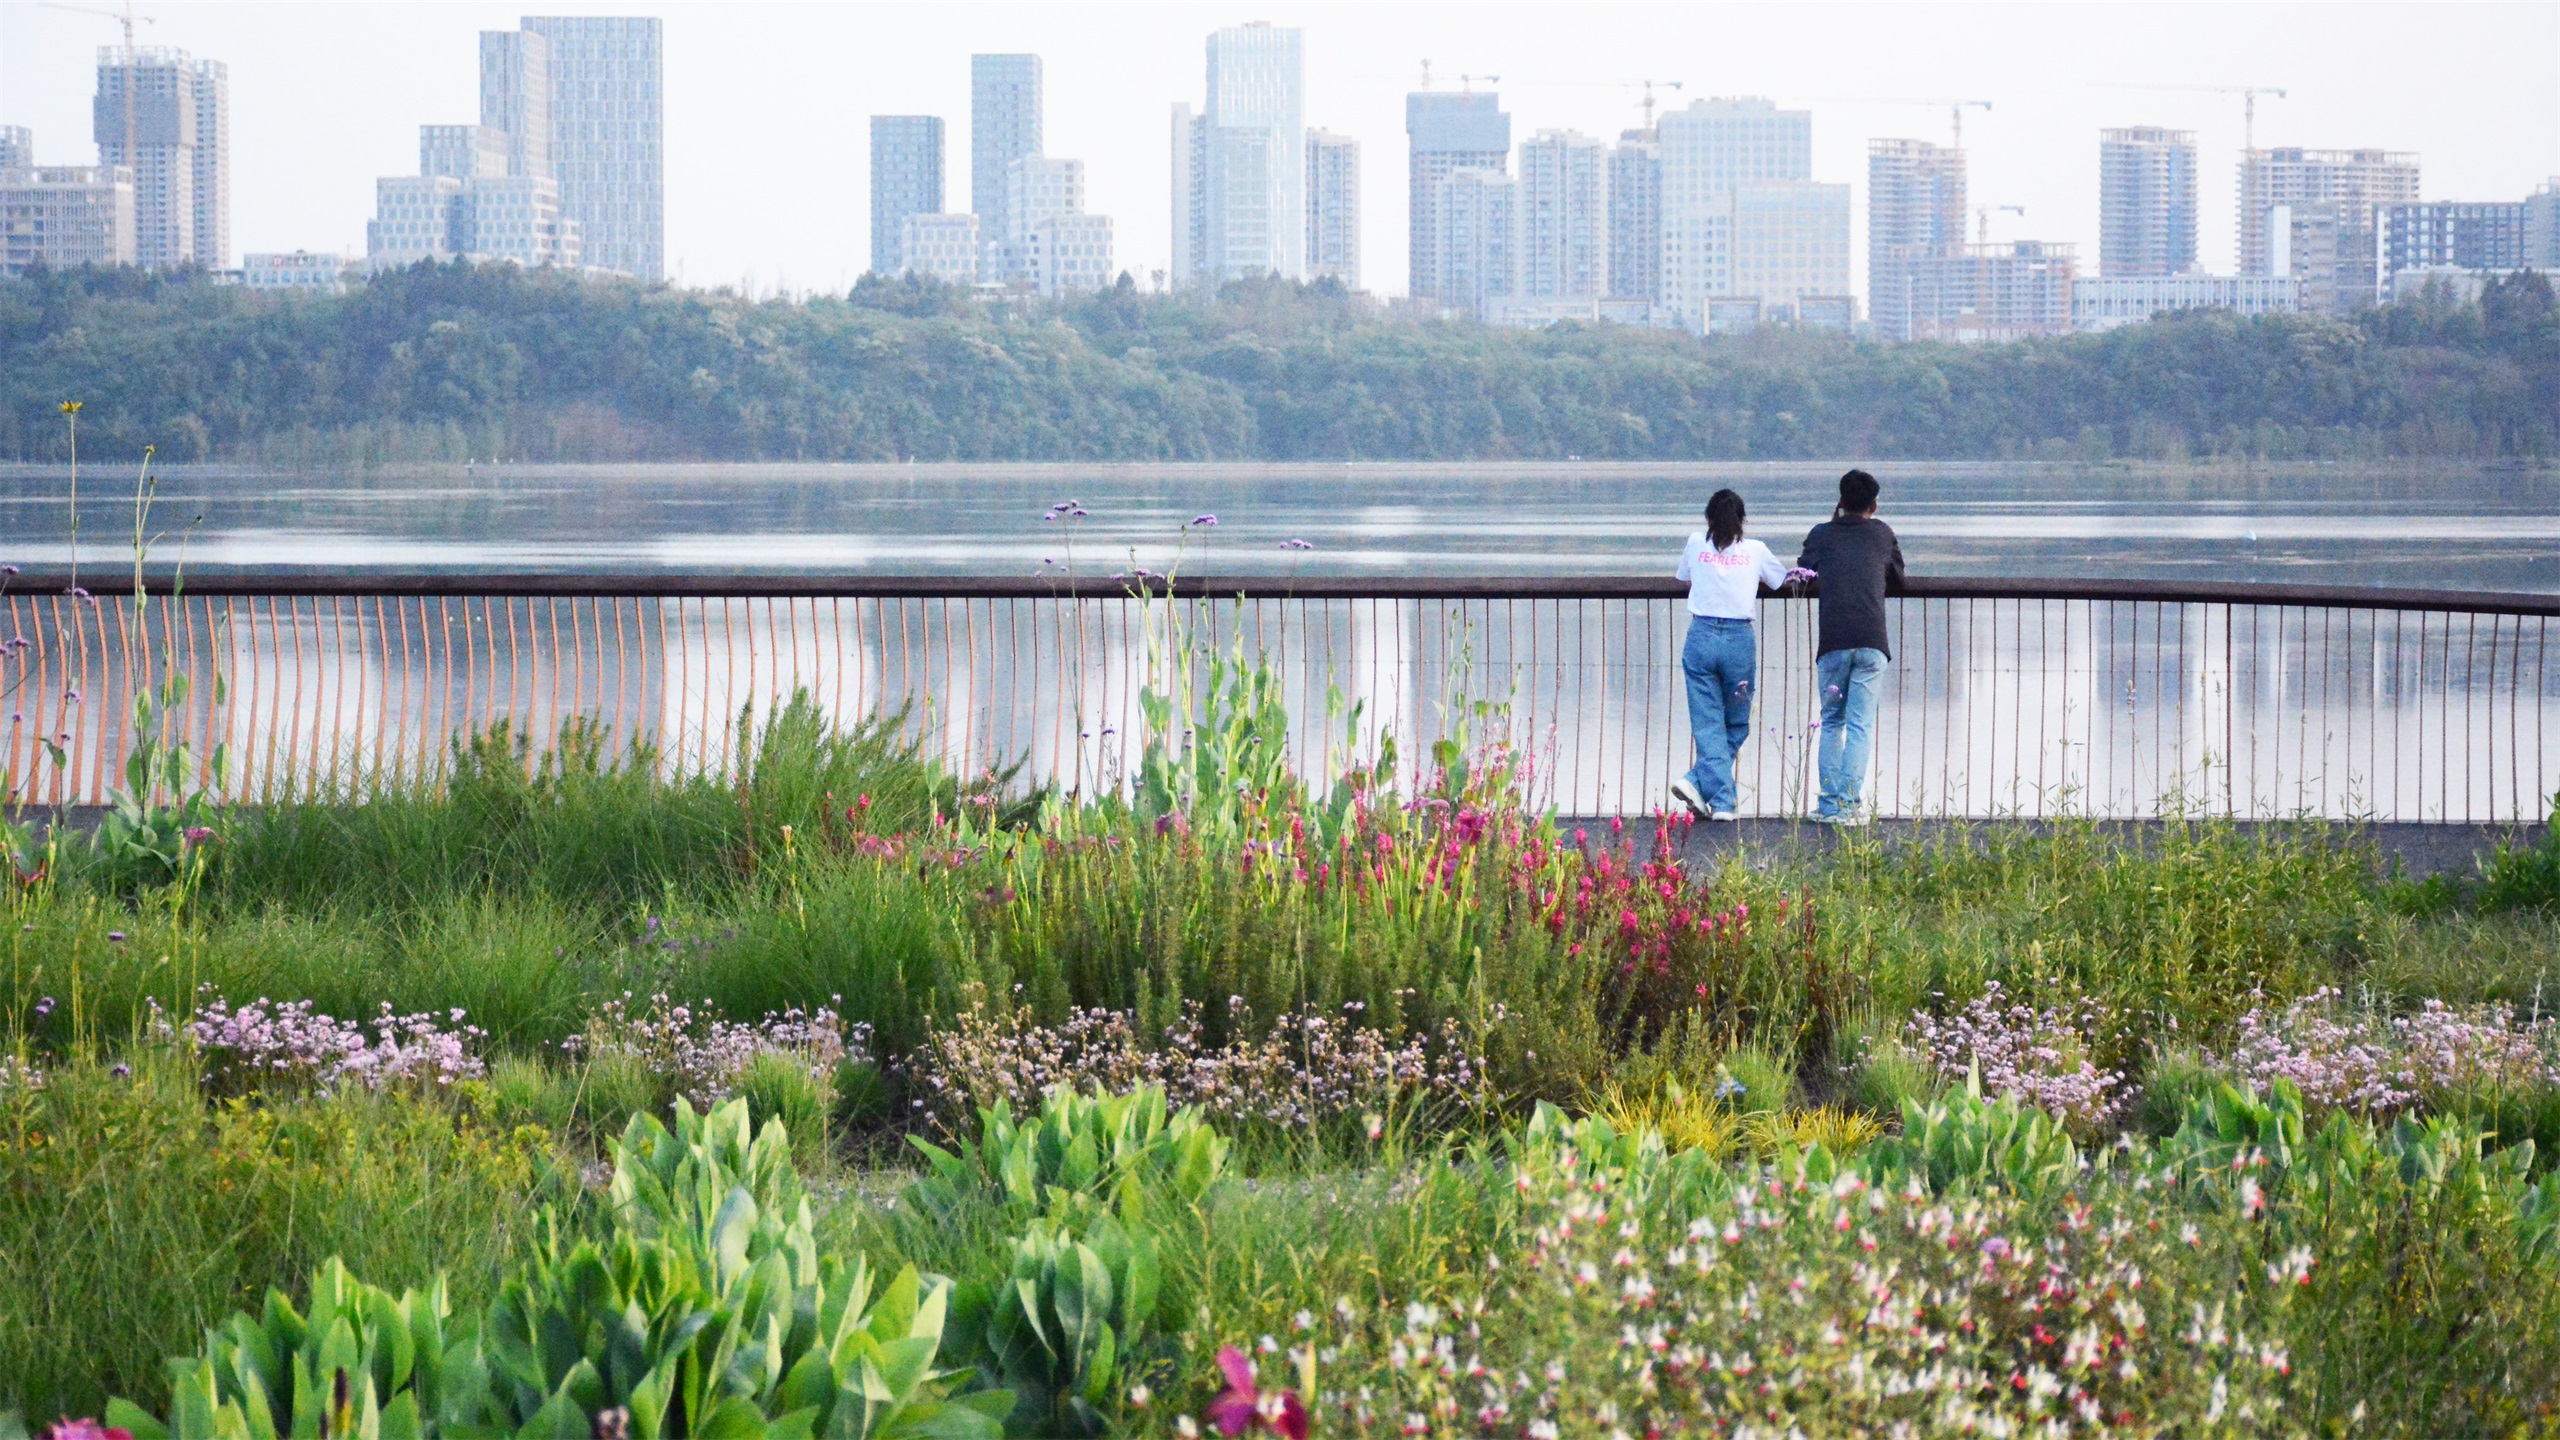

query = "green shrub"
108;1100;1010;1438
2478;794;2560;912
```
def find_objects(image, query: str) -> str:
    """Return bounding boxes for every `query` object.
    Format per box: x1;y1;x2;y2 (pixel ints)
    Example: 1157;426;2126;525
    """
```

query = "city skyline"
0;1;2552;300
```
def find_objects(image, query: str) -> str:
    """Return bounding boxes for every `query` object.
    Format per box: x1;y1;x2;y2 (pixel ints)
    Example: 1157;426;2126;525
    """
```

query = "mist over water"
2;460;2555;593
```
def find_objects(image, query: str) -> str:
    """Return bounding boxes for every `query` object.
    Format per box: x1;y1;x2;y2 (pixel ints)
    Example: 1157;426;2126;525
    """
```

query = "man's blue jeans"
1816;646;1888;818
1680;616;1757;813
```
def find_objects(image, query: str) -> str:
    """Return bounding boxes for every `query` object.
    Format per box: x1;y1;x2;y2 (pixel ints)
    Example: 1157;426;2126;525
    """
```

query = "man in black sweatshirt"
1796;469;1904;824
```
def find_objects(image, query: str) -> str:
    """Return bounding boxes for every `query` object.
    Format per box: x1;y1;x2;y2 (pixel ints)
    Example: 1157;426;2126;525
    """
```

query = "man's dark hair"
1705;488;1746;549
1837;469;1881;516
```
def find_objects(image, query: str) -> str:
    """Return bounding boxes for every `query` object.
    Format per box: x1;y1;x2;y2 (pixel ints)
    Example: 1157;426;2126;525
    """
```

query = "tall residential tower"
972;53;1043;272
1516;129;1606;300
1658;97;1845;327
2099;127;2198;276
1867;137;1965;340
516;17;663;278
1173;23;1305;286
870;116;944;276
91;46;227;269
1305;128;1360;288
1406;90;1508;303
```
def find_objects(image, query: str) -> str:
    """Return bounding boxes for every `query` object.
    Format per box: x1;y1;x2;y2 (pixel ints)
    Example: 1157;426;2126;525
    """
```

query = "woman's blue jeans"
1680;616;1757;813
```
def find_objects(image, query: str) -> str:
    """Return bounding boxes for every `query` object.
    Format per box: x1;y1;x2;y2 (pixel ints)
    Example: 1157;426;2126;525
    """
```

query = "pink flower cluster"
911;995;1493;1131
2225;987;2560;1114
566;992;867;1106
1904;981;2126;1129
185;991;486;1094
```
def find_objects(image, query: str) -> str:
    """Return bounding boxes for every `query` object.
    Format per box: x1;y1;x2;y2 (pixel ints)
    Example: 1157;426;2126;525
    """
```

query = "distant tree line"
1;262;2552;465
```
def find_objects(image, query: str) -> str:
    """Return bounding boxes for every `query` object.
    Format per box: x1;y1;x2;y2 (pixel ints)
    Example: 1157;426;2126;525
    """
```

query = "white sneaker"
1669;778;1709;818
1711;810;1737;822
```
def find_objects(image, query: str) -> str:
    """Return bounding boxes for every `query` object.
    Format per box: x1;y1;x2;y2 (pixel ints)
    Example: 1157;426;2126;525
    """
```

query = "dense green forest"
2;262;2553;464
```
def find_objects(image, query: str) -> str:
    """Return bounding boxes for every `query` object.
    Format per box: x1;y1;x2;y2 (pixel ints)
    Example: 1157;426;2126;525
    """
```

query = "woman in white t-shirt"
1671;489;1787;819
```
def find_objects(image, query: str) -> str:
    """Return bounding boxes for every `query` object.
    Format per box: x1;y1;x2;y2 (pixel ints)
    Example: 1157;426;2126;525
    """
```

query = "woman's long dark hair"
1706;489;1746;550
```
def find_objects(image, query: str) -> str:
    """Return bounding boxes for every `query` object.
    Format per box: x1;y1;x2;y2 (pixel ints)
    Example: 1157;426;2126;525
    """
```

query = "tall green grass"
0;1050;569;1419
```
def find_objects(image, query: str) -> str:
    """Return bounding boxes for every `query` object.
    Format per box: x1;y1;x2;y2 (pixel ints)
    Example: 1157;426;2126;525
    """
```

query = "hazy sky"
2;1;2554;299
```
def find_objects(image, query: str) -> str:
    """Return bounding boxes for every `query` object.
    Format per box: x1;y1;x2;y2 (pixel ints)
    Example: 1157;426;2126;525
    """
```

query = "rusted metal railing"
2;572;2553;822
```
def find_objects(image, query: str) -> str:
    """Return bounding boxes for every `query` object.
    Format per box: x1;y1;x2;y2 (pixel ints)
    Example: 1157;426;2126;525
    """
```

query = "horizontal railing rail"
3;570;2553;822
8;569;2560;616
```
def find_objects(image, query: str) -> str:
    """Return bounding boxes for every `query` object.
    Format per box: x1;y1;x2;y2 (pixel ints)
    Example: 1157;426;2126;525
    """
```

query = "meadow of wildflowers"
1;693;2556;1430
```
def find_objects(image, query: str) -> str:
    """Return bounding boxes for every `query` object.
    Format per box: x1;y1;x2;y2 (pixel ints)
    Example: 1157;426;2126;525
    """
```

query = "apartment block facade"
1305;128;1360;288
520;17;663;279
0;162;135;275
91;47;227;269
1405;90;1509;304
1868;137;1966;340
1517;129;1607;301
2099;127;2197;277
871;116;945;277
1607;130;1661;307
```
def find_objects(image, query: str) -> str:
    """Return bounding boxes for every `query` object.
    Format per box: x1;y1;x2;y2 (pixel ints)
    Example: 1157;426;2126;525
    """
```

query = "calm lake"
3;460;2557;592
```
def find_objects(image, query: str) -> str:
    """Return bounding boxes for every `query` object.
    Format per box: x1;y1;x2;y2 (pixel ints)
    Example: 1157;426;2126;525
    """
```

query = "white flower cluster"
566;992;867;1106
2226;987;2560;1114
912;996;1493;1131
186;990;486;1094
1905;981;2127;1129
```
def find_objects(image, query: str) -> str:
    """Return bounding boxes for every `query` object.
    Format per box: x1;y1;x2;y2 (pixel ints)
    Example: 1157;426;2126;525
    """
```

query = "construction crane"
1634;79;1685;132
2096;83;2288;152
1975;204;2026;245
1458;73;1500;94
40;1;155;187
1801;96;1992;150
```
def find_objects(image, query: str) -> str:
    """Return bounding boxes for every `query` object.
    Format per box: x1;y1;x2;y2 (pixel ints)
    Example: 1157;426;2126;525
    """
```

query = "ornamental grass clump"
909;996;1492;1134
184;991;485;1096
564;990;865;1107
1905;981;2127;1132
2224;987;2560;1117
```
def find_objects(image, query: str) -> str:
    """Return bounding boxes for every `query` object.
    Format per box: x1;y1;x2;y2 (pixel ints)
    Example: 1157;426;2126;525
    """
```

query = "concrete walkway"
1554;816;2548;879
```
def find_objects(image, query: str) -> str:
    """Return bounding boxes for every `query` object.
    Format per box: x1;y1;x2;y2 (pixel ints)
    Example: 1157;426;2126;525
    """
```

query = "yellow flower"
58;401;81;414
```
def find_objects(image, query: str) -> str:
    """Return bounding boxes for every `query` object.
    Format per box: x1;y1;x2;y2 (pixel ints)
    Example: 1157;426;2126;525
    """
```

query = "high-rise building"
92;47;227;269
0;127;33;172
900;212;979;285
2238;147;2417;276
1867;137;1966;340
1436;167;1514;317
1171;104;1205;287
1;163;135;275
1004;154;1084;278
1659;98;1840;327
1607;130;1661;307
1406;90;1508;303
2099;127;2198;277
422;125;510;182
1027;212;1114;297
1517;130;1606;301
2383;201;2527;275
2529;179;2560;268
971;54;1043;251
478;28;551;183
519;17;662;279
1306;128;1360;289
870;116;944;277
1196;23;1304;284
